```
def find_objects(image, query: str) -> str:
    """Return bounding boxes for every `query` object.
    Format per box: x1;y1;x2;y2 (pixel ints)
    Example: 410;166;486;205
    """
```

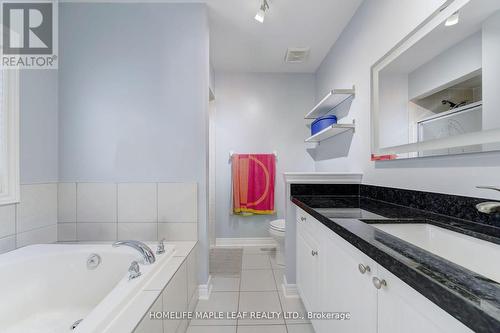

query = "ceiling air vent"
284;47;310;63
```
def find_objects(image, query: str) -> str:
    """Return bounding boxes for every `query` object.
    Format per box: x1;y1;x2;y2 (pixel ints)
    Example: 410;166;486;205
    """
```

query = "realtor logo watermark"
1;0;58;69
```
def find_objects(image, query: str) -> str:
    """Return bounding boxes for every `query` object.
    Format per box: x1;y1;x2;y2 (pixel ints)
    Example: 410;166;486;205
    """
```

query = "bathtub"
0;242;177;333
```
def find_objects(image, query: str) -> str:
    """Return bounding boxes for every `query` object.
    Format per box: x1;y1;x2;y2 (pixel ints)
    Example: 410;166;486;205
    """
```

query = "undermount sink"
315;208;385;219
372;223;500;283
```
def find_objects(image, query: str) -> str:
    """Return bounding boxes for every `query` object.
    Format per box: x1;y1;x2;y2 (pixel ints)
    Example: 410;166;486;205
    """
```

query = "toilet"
269;219;286;266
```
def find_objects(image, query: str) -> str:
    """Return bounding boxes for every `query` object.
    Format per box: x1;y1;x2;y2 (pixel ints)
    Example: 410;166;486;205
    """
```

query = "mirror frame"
370;0;500;159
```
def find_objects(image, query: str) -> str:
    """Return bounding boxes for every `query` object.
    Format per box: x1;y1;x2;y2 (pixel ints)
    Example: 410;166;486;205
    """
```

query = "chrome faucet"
128;261;141;280
156;238;166;255
475;186;500;215
112;240;156;264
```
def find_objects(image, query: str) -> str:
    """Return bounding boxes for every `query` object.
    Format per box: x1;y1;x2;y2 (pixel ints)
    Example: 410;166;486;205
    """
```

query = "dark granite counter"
292;195;500;333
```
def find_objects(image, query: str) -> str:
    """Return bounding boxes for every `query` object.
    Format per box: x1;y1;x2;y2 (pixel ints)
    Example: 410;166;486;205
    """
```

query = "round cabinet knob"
300;217;306;222
311;250;318;256
372;277;387;289
358;263;371;274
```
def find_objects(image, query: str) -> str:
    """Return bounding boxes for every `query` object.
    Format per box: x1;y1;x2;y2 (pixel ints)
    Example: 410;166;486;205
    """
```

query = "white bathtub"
0;242;176;333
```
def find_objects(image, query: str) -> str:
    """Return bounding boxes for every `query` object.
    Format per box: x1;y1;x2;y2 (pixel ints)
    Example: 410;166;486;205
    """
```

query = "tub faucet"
128;261;141;280
112;240;156;264
156;238;166;255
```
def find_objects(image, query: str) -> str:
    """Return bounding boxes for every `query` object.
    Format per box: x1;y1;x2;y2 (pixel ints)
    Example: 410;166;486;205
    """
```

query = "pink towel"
232;154;276;215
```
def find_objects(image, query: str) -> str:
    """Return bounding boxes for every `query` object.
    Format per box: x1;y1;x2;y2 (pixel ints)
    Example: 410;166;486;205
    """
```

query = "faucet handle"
156;238;166;255
128;261;141;280
477;186;500;192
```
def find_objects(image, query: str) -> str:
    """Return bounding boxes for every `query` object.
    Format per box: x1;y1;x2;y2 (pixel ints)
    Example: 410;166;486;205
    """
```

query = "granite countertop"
292;195;500;333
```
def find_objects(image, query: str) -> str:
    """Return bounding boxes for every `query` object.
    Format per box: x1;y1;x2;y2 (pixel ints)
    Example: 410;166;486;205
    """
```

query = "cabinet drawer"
296;207;319;237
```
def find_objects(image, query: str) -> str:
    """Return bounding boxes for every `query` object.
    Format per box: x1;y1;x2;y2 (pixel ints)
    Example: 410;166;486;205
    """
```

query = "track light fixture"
445;11;460;26
255;0;269;23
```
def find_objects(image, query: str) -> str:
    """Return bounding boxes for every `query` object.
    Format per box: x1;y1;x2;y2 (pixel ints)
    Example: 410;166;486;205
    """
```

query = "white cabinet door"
318;223;378;333
296;221;321;313
296;207;317;236
376;265;473;333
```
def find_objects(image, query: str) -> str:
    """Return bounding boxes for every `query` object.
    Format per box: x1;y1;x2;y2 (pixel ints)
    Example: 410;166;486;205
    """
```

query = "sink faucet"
475;187;500;222
112;240;156;264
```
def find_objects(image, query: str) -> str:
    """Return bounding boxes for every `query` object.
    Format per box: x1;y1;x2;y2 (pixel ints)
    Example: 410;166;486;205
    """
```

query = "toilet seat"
269;219;285;232
269;219;286;266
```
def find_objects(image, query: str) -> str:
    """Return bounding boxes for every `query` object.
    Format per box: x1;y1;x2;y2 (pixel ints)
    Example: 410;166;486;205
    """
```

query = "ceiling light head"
254;0;269;23
445;11;460;26
254;9;265;23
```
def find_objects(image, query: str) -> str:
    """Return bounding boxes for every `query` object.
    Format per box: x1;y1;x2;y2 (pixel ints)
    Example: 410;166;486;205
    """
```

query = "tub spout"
112;240;156;264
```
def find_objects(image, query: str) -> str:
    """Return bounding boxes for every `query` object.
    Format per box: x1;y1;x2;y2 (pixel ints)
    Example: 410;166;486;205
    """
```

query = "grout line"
14;202;18;248
236;248;243;328
16;224;55;234
190;324;240;326
200;249;293;331
75;182;79;241
55;183;59;242
270;253;287;330
156;182;159;241
115;183;118;240
271;264;280;292
237;323;288;327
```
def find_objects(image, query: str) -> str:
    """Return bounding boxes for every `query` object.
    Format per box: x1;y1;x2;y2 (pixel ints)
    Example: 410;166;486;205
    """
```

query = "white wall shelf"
305;121;355;144
305;87;355;119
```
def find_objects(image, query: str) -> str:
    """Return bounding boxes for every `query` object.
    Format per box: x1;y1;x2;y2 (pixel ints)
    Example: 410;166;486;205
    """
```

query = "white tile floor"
187;247;314;333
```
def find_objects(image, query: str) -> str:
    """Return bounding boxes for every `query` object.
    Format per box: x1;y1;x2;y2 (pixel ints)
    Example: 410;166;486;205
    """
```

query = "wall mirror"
371;0;500;159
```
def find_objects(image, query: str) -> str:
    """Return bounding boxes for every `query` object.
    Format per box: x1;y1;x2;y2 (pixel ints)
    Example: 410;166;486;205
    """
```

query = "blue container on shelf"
311;115;337;135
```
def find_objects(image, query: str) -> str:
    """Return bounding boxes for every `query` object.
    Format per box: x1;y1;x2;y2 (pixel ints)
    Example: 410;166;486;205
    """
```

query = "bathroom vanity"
291;185;500;333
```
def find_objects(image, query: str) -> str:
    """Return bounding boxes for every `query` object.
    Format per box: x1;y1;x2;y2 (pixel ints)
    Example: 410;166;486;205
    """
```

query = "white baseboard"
215;237;276;247
281;275;299;298
198;275;213;300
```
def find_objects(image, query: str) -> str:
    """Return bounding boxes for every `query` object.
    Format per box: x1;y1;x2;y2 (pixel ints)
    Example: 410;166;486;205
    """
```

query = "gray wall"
284;0;450;285
214;72;315;239
20;70;58;184
58;3;209;283
5;70;58;252
58;3;208;183
1;48;59;254
482;11;500;131
408;31;482;100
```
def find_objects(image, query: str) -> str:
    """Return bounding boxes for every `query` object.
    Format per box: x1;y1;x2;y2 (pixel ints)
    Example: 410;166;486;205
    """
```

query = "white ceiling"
62;0;362;73
207;0;363;73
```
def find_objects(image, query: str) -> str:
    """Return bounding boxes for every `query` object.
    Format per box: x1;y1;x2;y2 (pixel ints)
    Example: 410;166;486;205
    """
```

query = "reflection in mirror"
372;0;500;159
